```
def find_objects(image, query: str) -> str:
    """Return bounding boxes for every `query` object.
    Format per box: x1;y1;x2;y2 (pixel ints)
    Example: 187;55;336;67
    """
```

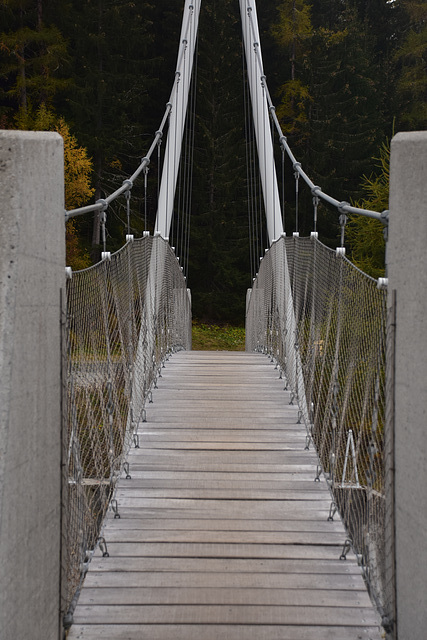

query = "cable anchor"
98;536;109;558
340;538;352;561
111;499;120;519
328;501;337;521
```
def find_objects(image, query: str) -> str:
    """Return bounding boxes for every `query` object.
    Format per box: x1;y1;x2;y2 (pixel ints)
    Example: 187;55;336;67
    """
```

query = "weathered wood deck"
68;351;382;640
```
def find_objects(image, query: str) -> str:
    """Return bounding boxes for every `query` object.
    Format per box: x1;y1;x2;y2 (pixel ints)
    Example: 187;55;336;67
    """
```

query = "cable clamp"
380;209;389;225
155;130;163;140
143;230;150;238
377;278;388;290
124;181;133;202
310;232;318;240
126;235;134;243
338;201;350;215
97;198;108;212
101;252;111;262
280;135;287;145
293;232;300;238
336;247;346;257
65;266;73;280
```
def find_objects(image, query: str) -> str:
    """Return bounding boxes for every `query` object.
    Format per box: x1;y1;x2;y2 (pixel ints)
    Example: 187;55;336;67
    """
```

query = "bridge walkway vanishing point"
68;351;382;640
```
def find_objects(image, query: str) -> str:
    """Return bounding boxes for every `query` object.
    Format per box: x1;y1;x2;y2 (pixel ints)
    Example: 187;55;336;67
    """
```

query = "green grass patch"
192;322;246;351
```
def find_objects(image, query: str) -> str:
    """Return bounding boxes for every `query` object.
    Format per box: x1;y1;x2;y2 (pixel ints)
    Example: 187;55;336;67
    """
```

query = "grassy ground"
191;322;246;351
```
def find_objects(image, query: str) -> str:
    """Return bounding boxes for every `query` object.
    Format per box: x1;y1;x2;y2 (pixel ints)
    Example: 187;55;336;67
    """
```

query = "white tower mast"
155;1;201;239
240;0;283;244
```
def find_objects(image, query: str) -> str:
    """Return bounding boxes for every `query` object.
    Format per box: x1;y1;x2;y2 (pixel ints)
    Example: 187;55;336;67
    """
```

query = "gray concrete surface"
0;130;65;640
388;131;427;640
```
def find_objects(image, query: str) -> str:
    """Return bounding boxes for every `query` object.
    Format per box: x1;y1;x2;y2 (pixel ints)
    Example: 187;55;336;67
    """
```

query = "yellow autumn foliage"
14;104;94;269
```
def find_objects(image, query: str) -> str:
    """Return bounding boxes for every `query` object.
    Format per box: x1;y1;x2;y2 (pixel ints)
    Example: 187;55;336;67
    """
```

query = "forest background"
1;0;425;325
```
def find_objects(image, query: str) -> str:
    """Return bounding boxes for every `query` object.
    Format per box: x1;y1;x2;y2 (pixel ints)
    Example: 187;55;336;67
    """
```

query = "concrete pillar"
387;131;427;639
0;131;65;639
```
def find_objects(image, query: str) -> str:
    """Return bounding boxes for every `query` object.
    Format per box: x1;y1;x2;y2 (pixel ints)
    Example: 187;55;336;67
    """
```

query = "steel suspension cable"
243;42;255;281
66;0;200;238
242;0;389;229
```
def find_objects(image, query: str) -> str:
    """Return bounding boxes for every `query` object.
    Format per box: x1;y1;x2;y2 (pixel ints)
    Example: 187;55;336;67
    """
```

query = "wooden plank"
126;462;319;473
72;604;381;626
127;446;317;458
95;542;344;560
120;470;324;481
114;489;332;500
98;517;346;533
77;586;373;607
102;529;346;546
143;418;303;426
139;429;307;441
106;508;338;522
86;556;362;574
82;571;368;591
130;443;311;451
107;498;333;512
68;624;382;640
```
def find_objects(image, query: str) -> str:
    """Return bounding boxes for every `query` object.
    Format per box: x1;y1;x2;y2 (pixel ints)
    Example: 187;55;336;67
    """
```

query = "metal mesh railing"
246;235;390;625
64;235;191;623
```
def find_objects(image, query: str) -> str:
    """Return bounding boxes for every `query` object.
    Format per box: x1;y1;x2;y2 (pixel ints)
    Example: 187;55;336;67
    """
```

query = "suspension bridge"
0;2;426;640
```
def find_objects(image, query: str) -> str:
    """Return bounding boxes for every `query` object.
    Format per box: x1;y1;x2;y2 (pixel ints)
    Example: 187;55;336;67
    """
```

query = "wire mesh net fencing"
246;235;390;627
63;235;191;623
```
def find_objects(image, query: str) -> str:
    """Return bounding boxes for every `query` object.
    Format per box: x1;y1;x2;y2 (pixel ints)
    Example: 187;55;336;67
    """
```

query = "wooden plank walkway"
68;351;382;640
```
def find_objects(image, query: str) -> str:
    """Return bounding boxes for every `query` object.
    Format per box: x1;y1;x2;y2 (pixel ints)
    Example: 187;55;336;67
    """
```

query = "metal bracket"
328;501;337;521
98;536;110;558
340;538;352;561
111;499;120;519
